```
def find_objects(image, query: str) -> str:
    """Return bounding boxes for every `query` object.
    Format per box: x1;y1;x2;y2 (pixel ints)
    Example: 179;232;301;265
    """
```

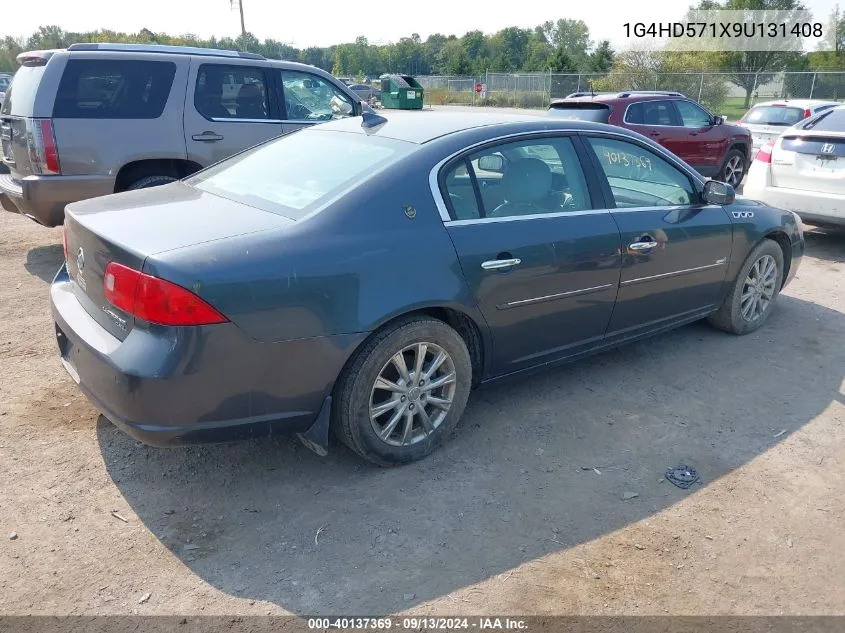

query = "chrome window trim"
208;117;283;124
498;284;615;310
429;127;707;225
621;261;725;287
445;209;609;227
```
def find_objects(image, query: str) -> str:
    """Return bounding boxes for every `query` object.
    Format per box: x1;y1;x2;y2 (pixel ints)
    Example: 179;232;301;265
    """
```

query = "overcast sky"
4;0;841;49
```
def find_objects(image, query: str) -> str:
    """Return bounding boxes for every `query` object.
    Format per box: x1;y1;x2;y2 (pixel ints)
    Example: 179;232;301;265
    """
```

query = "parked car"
349;83;381;102
0;73;10;109
548;91;752;187
0;43;366;227
737;99;840;159
744;105;845;228
53;111;803;465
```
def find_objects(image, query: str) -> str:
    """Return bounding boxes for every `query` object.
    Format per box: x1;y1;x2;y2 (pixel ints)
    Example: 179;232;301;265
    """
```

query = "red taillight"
104;262;228;326
756;138;776;164
26;118;61;175
62;224;68;261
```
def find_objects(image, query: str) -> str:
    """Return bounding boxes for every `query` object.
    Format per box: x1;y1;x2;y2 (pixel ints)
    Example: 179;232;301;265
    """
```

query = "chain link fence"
418;71;845;115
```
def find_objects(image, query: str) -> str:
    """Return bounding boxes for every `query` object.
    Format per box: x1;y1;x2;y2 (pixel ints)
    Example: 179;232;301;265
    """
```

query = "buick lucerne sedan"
52;111;804;466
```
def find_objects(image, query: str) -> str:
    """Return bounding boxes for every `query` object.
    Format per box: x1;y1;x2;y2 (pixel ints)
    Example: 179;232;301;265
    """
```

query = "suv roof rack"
67;43;266;60
564;91;616;98
616;90;685;98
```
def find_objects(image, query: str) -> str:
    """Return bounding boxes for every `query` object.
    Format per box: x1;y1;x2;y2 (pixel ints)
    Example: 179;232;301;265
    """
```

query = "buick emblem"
76;247;85;272
821;143;836;154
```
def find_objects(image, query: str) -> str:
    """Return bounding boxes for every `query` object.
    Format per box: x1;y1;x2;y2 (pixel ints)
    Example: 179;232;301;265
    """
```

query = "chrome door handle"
629;241;658;250
481;258;521;270
192;132;224;142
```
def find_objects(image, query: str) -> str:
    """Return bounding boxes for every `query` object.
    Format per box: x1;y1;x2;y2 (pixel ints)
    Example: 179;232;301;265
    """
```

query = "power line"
230;0;246;48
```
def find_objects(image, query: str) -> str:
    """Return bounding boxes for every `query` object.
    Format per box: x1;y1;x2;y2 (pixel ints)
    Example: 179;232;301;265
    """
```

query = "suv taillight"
756;138;776;164
26;118;61;175
104;262;228;326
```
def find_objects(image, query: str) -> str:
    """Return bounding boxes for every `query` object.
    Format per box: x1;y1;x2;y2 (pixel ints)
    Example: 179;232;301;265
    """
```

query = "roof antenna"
361;110;388;130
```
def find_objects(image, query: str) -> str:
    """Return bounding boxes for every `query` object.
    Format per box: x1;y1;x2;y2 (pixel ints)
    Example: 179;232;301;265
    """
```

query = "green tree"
588;40;615;72
542;19;592;68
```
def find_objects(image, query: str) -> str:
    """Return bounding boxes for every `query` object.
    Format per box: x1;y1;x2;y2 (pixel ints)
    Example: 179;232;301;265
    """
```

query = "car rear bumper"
51;265;365;446
0;172;114;227
743;177;845;227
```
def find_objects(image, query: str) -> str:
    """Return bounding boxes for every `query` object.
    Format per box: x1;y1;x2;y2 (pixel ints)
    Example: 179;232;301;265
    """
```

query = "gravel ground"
0;208;843;616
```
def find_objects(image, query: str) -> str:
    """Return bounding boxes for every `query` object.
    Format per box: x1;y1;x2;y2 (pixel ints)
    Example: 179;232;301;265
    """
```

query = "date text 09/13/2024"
307;618;528;630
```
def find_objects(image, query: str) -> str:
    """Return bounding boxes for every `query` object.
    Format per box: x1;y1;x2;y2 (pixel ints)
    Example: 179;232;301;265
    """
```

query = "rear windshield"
53;59;176;119
798;107;845;133
743;105;806;126
188;129;414;220
548;103;610;123
0;67;46;116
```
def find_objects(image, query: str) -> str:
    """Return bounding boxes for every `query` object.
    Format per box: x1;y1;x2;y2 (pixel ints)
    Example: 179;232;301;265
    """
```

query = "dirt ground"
0;208;843;617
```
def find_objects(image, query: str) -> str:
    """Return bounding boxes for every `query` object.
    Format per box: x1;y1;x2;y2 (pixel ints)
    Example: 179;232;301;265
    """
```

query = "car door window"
586;137;696;207
675;100;712;128
279;70;354;122
442;137;591;220
625;100;675;126
195;65;269;120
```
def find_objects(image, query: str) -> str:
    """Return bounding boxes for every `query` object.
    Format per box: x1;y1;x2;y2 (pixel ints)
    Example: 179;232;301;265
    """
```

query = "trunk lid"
770;131;845;195
64;182;293;340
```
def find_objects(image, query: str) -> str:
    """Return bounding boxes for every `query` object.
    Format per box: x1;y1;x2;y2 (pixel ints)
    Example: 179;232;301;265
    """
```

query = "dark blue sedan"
52;111;804;465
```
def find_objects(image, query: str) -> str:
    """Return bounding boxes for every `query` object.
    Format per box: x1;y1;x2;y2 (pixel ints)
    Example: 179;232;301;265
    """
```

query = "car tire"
127;175;178;190
719;149;746;187
333;316;472;466
708;238;784;335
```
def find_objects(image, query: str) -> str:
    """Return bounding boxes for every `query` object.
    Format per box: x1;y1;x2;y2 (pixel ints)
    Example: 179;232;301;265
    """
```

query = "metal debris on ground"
110;511;128;523
137;592;151;604
665;465;700;489
773;429;787;438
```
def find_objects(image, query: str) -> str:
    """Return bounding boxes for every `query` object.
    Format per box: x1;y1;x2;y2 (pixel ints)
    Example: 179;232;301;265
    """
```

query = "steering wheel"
289;101;311;120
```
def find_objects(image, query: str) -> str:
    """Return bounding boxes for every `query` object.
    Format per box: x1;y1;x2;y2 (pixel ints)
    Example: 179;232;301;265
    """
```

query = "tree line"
1;0;843;109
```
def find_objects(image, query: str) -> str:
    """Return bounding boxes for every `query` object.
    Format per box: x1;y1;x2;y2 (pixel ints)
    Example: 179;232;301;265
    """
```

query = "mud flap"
297;396;332;457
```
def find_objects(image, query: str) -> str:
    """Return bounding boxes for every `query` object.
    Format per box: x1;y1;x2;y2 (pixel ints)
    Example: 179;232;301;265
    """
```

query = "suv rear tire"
127;175;178;190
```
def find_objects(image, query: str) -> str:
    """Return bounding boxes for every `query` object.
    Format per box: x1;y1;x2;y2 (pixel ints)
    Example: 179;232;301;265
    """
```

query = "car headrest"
501;158;553;203
236;83;263;101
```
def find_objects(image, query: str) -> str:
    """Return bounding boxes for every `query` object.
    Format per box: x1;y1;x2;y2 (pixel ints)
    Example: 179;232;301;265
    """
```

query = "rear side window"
194;64;270;120
53;59;176;119
548;103;610;123
625;100;676;126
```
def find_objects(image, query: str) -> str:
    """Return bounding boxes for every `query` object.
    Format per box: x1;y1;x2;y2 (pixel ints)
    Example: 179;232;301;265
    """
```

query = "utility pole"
230;0;246;49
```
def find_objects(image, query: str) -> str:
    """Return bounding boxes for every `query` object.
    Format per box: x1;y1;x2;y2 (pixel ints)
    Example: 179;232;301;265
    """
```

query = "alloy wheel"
369;342;457;447
740;254;777;322
723;155;744;187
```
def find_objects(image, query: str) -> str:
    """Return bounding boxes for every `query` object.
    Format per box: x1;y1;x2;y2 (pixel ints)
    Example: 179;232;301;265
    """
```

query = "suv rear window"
799;107;845;133
1;67;46;116
624;101;676;126
53;59;176;119
548;103;610;123
743;105;806;126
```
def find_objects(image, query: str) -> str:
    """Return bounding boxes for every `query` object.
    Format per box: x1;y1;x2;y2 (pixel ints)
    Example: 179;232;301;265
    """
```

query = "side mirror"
713;115;725;126
703;179;735;205
478;154;506;173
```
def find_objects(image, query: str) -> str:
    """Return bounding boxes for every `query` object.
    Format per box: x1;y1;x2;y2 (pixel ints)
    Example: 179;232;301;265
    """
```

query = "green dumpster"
379;74;424;109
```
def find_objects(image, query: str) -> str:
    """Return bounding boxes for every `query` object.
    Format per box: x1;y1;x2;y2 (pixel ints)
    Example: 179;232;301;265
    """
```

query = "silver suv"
0;43;365;227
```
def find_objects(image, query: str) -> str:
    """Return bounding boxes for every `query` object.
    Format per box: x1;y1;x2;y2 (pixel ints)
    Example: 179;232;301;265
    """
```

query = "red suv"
549;91;752;187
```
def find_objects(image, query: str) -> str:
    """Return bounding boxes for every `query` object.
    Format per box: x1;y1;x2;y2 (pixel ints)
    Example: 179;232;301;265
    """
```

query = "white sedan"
738;99;840;159
743;105;845;228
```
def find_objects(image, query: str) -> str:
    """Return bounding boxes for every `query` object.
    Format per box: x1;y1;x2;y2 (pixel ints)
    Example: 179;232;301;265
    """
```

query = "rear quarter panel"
144;149;484;346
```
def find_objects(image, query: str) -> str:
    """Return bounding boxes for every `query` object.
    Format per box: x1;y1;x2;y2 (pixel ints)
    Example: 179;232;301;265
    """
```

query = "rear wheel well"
349;308;485;389
114;159;203;192
763;231;792;287
729;142;749;158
